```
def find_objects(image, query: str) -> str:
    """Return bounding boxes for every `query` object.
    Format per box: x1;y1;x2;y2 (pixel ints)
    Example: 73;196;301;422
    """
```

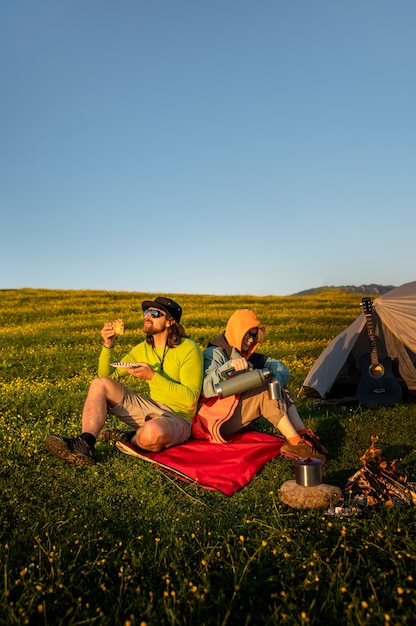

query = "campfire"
344;437;416;507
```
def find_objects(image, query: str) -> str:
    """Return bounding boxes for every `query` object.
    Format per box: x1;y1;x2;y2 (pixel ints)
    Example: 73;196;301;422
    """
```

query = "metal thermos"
294;457;322;487
214;368;271;399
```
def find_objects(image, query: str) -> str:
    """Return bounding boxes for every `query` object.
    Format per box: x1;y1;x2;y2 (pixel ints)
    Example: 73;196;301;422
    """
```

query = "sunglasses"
243;329;258;342
143;308;166;318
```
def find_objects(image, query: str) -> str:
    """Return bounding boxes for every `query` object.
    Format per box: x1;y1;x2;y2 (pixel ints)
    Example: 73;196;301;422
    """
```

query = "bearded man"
45;296;203;465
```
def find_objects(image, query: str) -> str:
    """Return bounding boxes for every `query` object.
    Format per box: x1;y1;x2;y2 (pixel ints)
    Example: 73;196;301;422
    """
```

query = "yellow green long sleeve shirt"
98;338;203;420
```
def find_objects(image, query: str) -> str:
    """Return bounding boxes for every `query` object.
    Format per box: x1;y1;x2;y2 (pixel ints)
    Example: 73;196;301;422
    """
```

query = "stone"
278;480;343;509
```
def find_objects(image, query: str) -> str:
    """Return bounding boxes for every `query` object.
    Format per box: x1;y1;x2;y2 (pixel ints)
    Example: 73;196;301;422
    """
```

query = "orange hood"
224;309;265;356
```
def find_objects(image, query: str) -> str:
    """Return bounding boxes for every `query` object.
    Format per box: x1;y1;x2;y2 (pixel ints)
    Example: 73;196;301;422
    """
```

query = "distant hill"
293;284;396;296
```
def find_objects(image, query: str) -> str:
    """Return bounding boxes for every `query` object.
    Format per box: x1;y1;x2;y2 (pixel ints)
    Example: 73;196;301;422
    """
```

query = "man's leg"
284;390;328;455
134;418;174;452
218;385;298;436
103;387;192;452
82;377;124;437
220;384;326;461
235;388;301;439
45;377;124;466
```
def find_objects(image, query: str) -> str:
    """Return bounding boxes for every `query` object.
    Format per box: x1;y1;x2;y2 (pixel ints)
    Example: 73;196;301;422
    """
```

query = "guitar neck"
361;298;380;367
364;314;380;365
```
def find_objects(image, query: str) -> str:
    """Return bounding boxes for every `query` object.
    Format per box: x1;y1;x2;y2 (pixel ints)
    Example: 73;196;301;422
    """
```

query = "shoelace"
300;438;317;452
304;430;328;453
306;429;320;441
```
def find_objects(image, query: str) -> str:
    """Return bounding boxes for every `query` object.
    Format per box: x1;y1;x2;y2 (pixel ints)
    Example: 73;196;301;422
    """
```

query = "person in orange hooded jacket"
192;309;327;461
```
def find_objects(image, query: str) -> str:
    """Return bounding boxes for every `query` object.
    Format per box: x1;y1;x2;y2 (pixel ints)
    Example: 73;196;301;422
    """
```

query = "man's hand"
230;357;249;372
126;362;154;381
101;323;115;348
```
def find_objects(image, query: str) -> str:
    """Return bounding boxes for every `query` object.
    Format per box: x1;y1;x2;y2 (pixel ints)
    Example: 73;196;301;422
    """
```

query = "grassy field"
1;288;415;626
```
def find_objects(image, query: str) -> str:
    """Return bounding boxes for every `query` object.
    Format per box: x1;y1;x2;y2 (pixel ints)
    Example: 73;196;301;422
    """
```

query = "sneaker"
45;434;96;466
302;429;329;455
97;428;136;444
280;438;326;463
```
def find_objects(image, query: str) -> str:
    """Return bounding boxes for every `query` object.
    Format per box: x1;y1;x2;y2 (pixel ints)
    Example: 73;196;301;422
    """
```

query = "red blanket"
116;431;285;496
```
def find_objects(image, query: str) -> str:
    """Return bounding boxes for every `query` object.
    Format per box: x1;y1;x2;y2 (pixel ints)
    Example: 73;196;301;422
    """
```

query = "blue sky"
1;0;415;296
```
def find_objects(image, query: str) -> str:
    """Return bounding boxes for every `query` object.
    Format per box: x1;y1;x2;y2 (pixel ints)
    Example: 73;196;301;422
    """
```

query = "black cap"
141;296;182;323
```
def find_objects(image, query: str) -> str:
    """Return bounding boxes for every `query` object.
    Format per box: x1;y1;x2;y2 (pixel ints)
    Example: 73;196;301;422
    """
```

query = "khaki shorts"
220;381;295;435
108;384;191;448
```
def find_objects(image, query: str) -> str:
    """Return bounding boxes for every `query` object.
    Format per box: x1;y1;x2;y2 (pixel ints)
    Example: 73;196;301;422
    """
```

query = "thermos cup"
267;380;280;400
214;368;271;399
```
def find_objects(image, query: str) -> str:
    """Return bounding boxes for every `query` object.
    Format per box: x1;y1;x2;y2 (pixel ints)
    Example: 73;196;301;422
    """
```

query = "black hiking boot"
97;428;136;444
45;434;96;466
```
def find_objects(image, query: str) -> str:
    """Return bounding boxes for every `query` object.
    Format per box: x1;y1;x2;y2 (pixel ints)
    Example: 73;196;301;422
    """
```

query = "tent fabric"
116;430;285;496
375;282;416;354
302;314;366;399
302;281;416;401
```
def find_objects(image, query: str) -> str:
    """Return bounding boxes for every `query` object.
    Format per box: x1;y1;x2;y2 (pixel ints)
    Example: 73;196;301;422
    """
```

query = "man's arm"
264;357;290;387
202;345;239;398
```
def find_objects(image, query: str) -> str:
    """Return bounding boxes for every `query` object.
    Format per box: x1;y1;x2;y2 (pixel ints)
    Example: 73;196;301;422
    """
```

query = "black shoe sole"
45;435;95;466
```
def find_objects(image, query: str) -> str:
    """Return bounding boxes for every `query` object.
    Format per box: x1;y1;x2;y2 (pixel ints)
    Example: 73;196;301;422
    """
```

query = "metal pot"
294;457;322;487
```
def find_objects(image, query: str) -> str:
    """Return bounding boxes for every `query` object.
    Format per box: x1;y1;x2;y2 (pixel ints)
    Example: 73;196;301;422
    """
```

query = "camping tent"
302;281;416;405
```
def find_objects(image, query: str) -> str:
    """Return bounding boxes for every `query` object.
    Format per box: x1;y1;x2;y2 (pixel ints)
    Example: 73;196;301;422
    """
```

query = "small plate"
110;362;141;368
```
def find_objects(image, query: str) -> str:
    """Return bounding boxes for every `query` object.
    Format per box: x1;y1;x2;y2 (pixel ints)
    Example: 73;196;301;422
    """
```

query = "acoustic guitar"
356;297;402;408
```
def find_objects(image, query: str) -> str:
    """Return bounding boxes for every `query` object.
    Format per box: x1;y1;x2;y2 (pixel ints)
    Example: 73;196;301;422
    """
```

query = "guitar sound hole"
369;364;384;379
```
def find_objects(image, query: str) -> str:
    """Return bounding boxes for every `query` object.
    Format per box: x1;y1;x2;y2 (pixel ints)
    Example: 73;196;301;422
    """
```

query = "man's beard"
143;321;165;336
